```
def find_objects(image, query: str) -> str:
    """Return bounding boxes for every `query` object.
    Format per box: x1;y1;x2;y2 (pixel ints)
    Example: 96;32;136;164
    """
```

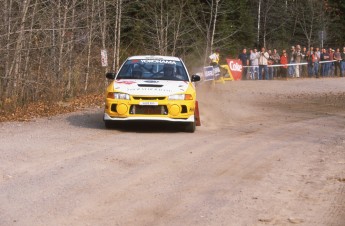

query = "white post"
257;0;261;45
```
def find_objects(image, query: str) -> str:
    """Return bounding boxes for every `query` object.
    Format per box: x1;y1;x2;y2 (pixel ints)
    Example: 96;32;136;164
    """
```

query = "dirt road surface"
1;78;344;226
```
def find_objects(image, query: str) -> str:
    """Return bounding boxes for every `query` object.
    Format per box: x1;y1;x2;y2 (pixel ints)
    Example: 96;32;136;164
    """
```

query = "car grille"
130;105;168;115
137;84;163;87
132;96;166;100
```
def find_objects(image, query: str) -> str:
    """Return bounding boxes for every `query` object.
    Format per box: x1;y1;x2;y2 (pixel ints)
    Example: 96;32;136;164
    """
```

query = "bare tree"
112;0;123;72
116;0;122;71
8;0;31;101
85;0;95;91
261;0;275;48
257;0;261;45
1;0;14;99
66;0;78;93
210;0;220;53
295;0;324;49
186;0;218;65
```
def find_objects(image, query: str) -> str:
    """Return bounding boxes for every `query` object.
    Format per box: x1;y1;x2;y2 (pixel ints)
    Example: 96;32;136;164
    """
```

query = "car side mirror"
106;72;116;79
191;74;201;82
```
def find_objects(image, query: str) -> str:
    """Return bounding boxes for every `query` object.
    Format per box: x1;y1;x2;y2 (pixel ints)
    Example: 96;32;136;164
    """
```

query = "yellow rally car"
104;55;201;132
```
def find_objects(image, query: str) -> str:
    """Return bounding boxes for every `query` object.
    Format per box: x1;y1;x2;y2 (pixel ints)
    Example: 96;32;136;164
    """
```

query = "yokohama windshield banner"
226;59;242;80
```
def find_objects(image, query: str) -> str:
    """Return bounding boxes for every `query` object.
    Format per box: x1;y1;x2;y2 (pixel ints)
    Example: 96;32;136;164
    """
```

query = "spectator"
248;49;254;79
301;46;308;77
322;48;330;76
333;48;341;77
314;47;321;77
267;49;274;80
294;45;302;78
288;46;296;77
341;47;345;77
209;48;220;66
238;48;249;80
250;48;260;80
280;50;288;79
271;48;280;79
258;47;269;80
306;47;314;77
320;48;326;77
307;47;319;77
328;48;334;76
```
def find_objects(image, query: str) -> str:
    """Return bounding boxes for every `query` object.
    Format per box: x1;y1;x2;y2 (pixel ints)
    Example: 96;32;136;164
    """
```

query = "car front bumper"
104;113;195;122
104;98;196;122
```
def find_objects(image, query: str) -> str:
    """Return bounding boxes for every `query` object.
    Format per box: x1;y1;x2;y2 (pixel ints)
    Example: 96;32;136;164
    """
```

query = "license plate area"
139;102;158;106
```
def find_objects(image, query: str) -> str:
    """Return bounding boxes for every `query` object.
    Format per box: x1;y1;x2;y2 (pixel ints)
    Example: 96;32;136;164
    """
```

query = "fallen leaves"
0;94;103;122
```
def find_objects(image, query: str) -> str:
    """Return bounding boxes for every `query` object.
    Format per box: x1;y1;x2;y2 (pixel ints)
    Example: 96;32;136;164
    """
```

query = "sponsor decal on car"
140;60;177;65
144;80;160;83
126;87;174;93
116;81;137;85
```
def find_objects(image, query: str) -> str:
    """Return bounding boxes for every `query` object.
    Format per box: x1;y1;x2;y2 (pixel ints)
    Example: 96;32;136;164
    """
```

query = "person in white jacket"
250;48;260;79
258;47;269;80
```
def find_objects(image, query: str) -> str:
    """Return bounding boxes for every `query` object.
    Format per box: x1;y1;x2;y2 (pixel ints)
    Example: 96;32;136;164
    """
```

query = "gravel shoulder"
0;78;344;226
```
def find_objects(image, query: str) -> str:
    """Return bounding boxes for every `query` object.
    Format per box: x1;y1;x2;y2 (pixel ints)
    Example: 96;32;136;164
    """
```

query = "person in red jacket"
280;50;288;79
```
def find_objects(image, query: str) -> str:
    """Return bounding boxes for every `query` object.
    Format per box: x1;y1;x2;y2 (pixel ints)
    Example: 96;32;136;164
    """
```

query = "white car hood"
113;80;189;96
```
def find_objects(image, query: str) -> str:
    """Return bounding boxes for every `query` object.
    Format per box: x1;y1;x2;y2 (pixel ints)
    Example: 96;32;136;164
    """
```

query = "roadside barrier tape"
243;60;338;68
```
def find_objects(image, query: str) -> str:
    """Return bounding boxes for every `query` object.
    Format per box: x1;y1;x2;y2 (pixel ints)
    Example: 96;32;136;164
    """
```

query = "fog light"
117;103;128;115
169;104;180;116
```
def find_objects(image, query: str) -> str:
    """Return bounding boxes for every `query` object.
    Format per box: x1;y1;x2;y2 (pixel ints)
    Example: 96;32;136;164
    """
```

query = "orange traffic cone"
195;101;201;126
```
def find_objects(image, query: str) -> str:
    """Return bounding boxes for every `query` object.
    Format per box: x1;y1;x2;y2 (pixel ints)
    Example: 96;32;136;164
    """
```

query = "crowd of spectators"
237;45;345;80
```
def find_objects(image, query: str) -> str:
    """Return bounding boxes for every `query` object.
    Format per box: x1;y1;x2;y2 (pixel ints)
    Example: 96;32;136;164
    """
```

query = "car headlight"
107;92;130;100
168;94;193;100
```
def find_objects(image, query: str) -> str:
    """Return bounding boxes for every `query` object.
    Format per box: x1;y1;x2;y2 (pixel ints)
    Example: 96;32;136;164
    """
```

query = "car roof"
127;55;181;61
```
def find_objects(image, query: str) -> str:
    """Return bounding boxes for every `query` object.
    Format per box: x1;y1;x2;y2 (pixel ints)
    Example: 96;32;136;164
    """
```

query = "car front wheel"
104;120;114;129
185;120;196;133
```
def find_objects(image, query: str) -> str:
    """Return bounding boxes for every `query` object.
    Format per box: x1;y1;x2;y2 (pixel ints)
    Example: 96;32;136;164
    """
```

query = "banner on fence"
203;66;215;81
213;66;221;80
226;59;242;80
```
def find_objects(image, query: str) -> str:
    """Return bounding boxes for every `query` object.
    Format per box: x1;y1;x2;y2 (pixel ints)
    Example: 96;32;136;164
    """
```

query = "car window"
116;59;189;81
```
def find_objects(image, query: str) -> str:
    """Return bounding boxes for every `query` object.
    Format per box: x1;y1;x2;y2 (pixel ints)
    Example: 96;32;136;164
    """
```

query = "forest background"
0;0;344;113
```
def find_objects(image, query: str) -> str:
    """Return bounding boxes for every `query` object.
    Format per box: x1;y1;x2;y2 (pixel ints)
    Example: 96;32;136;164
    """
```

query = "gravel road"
1;78;344;226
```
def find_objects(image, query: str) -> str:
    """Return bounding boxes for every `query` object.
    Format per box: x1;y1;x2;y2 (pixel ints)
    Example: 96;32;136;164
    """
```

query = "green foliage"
117;0;344;59
325;0;345;46
215;0;255;57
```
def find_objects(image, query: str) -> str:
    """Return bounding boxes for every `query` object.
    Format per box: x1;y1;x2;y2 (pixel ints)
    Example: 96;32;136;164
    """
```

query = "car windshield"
116;59;189;81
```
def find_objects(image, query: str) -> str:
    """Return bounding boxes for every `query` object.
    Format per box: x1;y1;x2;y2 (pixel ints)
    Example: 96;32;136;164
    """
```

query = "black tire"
104;120;114;129
185;120;196;133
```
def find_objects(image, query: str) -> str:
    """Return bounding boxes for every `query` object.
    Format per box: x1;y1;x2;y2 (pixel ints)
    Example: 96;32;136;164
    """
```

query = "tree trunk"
2;0;13;99
58;1;68;86
8;0;31;104
67;0;77;94
257;0;261;46
23;0;38;102
86;0;95;91
113;0;119;71
116;0;122;70
210;0;220;52
98;0;109;86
